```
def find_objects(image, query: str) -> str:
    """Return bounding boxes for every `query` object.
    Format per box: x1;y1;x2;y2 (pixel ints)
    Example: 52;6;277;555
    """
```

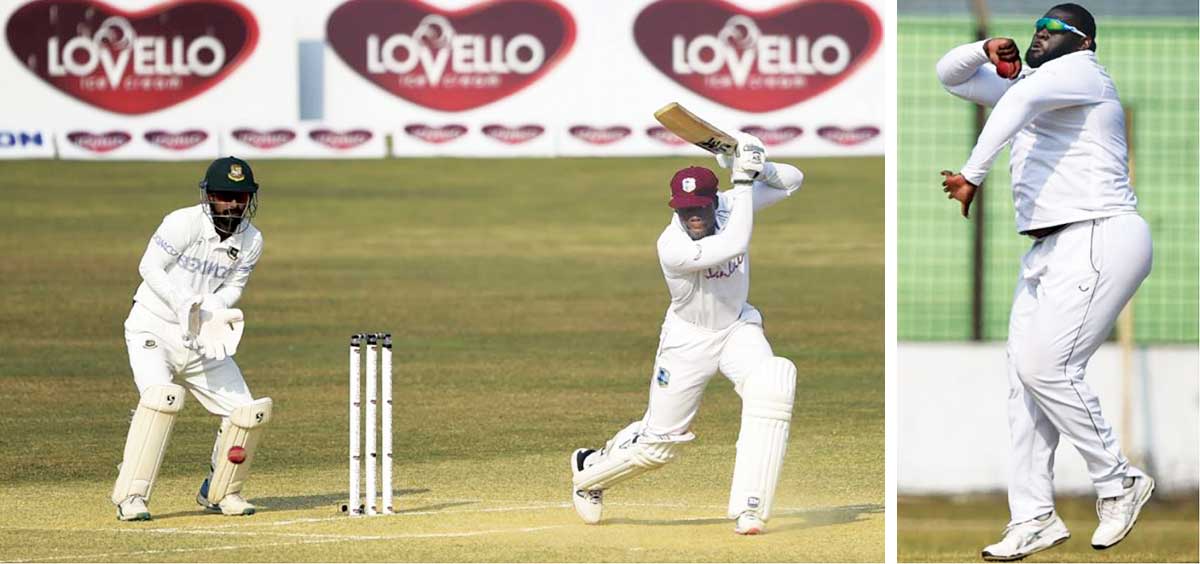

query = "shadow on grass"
604;503;883;532
147;488;434;520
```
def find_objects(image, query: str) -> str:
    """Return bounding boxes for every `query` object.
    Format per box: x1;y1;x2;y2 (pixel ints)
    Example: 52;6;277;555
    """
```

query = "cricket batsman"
570;132;804;535
111;156;272;521
936;3;1154;559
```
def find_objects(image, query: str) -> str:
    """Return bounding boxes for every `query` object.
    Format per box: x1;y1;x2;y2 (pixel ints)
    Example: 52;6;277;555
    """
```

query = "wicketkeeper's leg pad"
573;422;690;491
728;357;795;520
204;397;272;505
111;383;186;504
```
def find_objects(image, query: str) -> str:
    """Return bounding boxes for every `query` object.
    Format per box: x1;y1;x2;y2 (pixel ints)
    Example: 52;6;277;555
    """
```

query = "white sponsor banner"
223;124;386;159
0;0;297;128
56;126;219;160
0;128;55;159
317;0;885;157
391;122;554;157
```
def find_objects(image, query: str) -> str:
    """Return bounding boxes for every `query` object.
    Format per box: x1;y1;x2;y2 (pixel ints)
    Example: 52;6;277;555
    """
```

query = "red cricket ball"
996;60;1019;79
228;446;246;464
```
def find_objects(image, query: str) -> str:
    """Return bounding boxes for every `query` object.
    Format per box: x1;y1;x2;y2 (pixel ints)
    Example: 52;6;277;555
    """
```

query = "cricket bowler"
936;3;1154;559
111;156;272;521
570;132;804;535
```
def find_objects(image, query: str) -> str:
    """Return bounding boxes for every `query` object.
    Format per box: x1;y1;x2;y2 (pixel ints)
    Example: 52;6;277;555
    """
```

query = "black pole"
971;3;988;341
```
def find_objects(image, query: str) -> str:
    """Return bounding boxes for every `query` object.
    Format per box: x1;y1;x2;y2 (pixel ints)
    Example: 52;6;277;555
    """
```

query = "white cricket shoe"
215;493;257;516
1092;475;1154;549
734;511;765;535
981;511;1070;561
571;448;603;524
116;495;151;521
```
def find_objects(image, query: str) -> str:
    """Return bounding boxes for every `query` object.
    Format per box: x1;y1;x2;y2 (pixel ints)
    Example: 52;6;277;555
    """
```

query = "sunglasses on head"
1035;17;1088;38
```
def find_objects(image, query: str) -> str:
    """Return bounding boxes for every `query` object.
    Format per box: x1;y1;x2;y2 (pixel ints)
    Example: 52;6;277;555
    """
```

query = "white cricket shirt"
656;162;803;331
132;204;264;323
937;41;1138;232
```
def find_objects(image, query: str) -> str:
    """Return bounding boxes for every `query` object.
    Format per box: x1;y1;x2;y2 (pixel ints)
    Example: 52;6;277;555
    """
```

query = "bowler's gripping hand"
941;170;978;218
984;37;1021;78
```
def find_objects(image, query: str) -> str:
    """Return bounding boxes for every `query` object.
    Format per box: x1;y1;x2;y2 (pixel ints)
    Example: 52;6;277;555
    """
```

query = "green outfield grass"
0;156;882;562
899;494;1200;563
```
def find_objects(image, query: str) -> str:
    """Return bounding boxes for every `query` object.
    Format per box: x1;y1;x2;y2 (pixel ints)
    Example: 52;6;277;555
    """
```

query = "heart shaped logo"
144;129;208;151
404;124;468;144
326;0;576;112
646;126;687;146
569;125;632;145
741;125;803;146
67;130;131;153
634;0;881;112
5;0;259;115
481;124;543;145
310;129;374;150
817;125;879;146
231;128;296;150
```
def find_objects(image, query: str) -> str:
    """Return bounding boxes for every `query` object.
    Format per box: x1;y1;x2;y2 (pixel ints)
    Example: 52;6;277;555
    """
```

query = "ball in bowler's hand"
996;60;1019;79
228;446;246;464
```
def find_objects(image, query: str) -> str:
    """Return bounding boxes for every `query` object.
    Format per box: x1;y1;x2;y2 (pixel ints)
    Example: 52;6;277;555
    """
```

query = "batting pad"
574;422;688;491
205;397;272;504
728;357;795;520
111;383;186;504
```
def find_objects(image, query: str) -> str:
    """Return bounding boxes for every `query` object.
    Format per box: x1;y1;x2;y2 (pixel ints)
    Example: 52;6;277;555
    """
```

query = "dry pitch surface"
0;157;883;562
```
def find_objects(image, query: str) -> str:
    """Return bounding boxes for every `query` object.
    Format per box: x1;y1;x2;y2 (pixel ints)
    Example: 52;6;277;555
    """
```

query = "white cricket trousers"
1005;213;1152;523
124;302;254;417
641;306;774;440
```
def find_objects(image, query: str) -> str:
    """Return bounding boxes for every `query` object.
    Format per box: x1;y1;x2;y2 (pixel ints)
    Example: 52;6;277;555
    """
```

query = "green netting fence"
898;17;1199;342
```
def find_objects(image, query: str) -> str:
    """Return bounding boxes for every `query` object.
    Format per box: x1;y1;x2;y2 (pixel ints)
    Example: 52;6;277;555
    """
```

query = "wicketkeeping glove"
195;308;245;361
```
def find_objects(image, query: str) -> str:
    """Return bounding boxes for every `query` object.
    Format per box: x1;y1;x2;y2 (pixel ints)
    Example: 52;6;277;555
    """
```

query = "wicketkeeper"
111;156;271;521
570;132;804;534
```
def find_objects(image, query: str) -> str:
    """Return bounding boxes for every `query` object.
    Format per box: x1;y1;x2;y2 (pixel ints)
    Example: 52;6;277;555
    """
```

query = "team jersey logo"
227;247;240;260
227;164;245;182
143;339;157;349
656;367;671;388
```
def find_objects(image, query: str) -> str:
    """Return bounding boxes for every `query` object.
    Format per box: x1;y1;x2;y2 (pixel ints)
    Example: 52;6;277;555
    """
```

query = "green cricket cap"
200;156;258;192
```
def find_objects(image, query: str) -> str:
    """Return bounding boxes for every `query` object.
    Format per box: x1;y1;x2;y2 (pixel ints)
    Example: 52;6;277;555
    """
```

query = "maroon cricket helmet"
668;166;719;209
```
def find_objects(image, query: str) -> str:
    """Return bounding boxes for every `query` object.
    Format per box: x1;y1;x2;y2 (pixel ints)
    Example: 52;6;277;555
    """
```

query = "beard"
1025;39;1080;68
212;214;243;236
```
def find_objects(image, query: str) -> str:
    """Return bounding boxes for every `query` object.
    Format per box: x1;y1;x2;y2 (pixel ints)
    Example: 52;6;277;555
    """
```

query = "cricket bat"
654;102;737;155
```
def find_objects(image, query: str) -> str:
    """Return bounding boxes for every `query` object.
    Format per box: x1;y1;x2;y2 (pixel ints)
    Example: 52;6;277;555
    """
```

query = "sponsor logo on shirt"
174;254;234;278
704;254;744;279
656;367;671;388
153;233;181;256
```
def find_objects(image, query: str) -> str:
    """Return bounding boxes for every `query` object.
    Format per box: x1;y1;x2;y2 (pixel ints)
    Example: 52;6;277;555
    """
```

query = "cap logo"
682;177;696;193
227;164;245;182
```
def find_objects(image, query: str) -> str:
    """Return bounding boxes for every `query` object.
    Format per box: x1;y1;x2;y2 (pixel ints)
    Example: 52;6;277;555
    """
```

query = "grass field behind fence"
898;17;1199;342
0;157;883;562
